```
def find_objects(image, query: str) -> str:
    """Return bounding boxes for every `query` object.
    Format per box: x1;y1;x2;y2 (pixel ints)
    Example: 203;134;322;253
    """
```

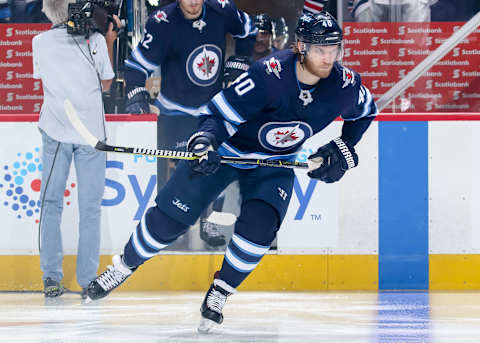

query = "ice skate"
198;279;235;333
86;255;135;301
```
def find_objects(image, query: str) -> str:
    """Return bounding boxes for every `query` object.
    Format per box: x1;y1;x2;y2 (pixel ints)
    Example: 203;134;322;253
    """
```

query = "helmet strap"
298;41;307;65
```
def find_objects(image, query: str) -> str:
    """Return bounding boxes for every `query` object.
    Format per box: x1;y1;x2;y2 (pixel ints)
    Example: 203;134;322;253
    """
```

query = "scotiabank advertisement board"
0;24;50;113
342;22;480;112
0;22;479;113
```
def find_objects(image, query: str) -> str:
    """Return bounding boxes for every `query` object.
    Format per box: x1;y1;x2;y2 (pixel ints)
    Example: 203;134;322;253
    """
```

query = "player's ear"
297;41;306;64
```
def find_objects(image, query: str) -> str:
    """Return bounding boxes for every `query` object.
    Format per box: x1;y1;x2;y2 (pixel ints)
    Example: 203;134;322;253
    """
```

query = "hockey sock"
218;200;279;288
123;206;188;267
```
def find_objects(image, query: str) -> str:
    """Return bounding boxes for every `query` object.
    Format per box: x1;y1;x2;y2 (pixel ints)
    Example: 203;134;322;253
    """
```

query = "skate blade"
83;296;93;304
197;318;216;334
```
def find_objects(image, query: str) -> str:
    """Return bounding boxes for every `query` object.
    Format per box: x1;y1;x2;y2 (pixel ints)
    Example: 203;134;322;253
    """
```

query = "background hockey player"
235;13;275;60
86;11;377;333
123;0;255;247
272;16;289;50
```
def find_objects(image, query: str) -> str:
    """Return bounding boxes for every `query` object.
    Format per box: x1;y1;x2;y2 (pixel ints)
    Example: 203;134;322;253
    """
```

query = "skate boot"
198;278;236;333
200;219;226;247
86;255;135;301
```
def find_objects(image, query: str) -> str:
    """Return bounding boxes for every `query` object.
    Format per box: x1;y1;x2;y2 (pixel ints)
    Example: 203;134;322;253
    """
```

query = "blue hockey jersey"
124;0;254;115
200;49;378;168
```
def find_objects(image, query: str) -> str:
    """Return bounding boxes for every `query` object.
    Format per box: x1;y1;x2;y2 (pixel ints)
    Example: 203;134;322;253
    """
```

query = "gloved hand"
307;137;358;183
187;132;221;176
125;87;150;114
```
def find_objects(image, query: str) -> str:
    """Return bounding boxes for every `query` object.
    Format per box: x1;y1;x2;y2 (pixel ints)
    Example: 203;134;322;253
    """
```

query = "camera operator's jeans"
39;130;106;288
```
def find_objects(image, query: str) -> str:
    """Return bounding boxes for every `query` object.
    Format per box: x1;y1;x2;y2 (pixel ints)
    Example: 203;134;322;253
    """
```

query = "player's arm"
222;0;256;39
187;66;269;174
339;79;377;146
198;66;268;146
124;13;167;113
308;74;377;183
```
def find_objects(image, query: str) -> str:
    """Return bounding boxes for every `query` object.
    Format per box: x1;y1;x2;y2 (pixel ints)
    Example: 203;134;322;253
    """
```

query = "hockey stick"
63;99;309;169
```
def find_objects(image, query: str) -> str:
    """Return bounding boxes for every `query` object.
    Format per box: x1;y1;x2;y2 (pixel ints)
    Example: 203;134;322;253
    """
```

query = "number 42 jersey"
124;0;254;114
201;49;378;168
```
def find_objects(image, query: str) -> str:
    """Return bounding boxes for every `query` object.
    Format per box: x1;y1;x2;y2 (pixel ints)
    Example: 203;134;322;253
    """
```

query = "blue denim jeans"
39;130;105;288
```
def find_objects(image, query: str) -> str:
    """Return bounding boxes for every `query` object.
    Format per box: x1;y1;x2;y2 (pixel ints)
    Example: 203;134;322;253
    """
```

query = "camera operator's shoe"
43;277;65;298
200;219;226;247
86;255;135;301
198;278;236;333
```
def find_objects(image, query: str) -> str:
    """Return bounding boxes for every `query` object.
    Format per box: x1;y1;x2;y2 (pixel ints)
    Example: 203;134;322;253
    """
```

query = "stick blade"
63;99;99;148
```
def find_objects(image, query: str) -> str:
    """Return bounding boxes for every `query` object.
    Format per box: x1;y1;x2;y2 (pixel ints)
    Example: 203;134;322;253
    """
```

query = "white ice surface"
1;291;480;342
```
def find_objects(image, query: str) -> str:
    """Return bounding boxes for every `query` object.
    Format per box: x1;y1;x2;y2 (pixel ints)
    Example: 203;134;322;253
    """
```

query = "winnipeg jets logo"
259;121;313;152
197;52;216;77
342;67;355;88
186;44;222;86
154;10;169;23
300;14;313;22
217;0;229;8
192;19;206;32
274;125;300;145
264;57;282;79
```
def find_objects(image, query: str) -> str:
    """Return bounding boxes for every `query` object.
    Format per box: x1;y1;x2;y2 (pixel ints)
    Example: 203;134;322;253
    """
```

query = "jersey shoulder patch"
264;57;282;79
216;0;230;8
149;3;176;26
153;10;170;24
207;0;234;11
341;66;356;88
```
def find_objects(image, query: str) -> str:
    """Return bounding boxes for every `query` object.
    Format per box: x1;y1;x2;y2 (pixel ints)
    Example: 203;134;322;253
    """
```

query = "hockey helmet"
295;11;342;45
254;13;274;36
273;17;288;37
273;17;289;49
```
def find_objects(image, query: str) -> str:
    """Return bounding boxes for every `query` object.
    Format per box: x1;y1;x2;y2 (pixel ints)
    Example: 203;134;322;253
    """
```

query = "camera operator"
32;0;122;298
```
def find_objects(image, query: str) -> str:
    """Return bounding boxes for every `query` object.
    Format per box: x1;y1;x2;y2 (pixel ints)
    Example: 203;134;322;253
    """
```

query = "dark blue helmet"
254;13;274;36
295;11;342;45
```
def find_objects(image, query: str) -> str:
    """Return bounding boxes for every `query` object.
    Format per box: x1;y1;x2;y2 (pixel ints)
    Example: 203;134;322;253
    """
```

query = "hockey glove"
307;137;358;183
125;87;150;114
187;132;221;176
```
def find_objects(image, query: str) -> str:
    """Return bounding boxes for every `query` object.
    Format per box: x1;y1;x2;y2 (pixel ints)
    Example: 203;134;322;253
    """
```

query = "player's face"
304;44;340;78
178;0;204;19
254;31;272;54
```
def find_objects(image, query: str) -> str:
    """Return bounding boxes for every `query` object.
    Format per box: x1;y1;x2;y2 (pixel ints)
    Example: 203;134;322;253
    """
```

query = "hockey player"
272;17;289;50
200;55;252;247
87;12;377;332
124;0;254;247
123;0;253;116
235;13;275;61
